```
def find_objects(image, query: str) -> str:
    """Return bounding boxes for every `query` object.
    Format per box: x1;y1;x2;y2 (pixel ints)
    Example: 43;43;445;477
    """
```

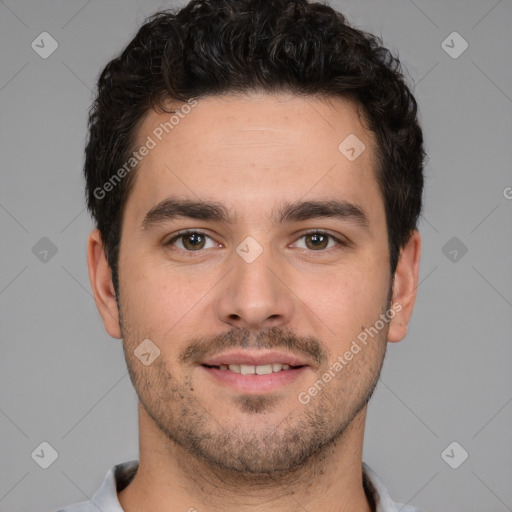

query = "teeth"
240;364;254;375
256;364;273;375
222;363;295;374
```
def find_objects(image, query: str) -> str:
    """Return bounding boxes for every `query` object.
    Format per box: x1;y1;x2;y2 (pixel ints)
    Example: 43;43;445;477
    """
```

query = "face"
104;93;400;474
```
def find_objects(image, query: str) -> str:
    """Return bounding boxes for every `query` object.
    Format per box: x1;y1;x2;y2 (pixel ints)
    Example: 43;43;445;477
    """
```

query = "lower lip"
200;365;309;393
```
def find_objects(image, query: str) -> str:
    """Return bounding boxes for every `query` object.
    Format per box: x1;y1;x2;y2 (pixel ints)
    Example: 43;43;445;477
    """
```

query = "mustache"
179;326;328;366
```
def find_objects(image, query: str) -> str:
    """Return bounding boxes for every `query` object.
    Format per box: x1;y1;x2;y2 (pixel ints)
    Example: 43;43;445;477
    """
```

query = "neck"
118;404;372;512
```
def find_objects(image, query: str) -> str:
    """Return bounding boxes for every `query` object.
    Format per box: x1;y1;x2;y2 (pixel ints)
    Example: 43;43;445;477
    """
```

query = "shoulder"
56;501;100;512
363;462;423;512
55;460;139;512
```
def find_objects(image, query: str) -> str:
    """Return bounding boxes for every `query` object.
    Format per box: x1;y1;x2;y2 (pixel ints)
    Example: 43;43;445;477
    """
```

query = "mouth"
199;350;312;393
201;362;305;374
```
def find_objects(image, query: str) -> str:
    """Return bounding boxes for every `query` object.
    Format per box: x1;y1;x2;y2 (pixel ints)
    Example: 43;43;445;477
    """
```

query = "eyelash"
165;229;347;254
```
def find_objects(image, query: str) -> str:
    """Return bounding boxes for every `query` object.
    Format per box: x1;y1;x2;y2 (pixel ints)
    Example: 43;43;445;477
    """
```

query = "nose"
215;244;296;331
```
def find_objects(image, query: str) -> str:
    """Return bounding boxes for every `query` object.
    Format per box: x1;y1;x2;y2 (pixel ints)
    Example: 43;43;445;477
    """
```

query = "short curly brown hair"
84;0;425;296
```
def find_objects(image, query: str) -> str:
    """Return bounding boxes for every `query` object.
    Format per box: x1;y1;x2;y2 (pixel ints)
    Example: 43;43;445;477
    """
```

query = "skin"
88;92;421;512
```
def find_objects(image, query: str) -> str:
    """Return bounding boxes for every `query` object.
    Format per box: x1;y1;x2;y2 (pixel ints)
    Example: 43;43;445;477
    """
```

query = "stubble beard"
119;308;387;478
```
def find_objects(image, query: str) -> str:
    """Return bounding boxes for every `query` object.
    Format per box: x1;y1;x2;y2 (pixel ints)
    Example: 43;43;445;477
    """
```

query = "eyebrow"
141;198;369;230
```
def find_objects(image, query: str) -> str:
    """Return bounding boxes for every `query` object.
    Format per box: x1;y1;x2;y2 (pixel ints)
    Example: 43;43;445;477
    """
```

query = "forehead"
138;92;374;159
124;93;383;230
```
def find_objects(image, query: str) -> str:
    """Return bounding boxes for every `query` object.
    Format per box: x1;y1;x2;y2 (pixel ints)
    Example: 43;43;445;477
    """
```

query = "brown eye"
292;231;349;253
181;233;206;250
167;231;216;251
305;233;329;250
292;231;344;251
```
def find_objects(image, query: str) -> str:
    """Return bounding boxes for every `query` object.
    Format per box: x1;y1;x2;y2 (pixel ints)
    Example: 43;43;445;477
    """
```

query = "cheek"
120;257;216;351
119;258;173;336
299;258;390;350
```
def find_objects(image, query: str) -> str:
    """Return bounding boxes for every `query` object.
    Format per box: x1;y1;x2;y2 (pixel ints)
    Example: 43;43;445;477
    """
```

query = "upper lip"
200;350;311;367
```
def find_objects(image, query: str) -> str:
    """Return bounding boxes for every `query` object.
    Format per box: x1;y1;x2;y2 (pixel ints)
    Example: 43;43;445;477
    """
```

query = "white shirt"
56;460;421;512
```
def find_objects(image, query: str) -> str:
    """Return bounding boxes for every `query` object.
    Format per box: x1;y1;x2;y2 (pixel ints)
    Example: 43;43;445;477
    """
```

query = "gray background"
1;1;511;511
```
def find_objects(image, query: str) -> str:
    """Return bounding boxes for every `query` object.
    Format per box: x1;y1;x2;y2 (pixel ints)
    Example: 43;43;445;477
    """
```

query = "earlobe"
87;229;122;339
387;230;421;343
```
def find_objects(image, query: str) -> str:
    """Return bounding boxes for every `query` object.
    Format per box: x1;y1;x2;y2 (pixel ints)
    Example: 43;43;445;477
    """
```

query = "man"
59;0;424;510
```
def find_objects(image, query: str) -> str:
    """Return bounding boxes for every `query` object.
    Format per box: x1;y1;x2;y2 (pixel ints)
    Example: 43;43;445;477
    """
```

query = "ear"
87;229;122;339
387;230;421;343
